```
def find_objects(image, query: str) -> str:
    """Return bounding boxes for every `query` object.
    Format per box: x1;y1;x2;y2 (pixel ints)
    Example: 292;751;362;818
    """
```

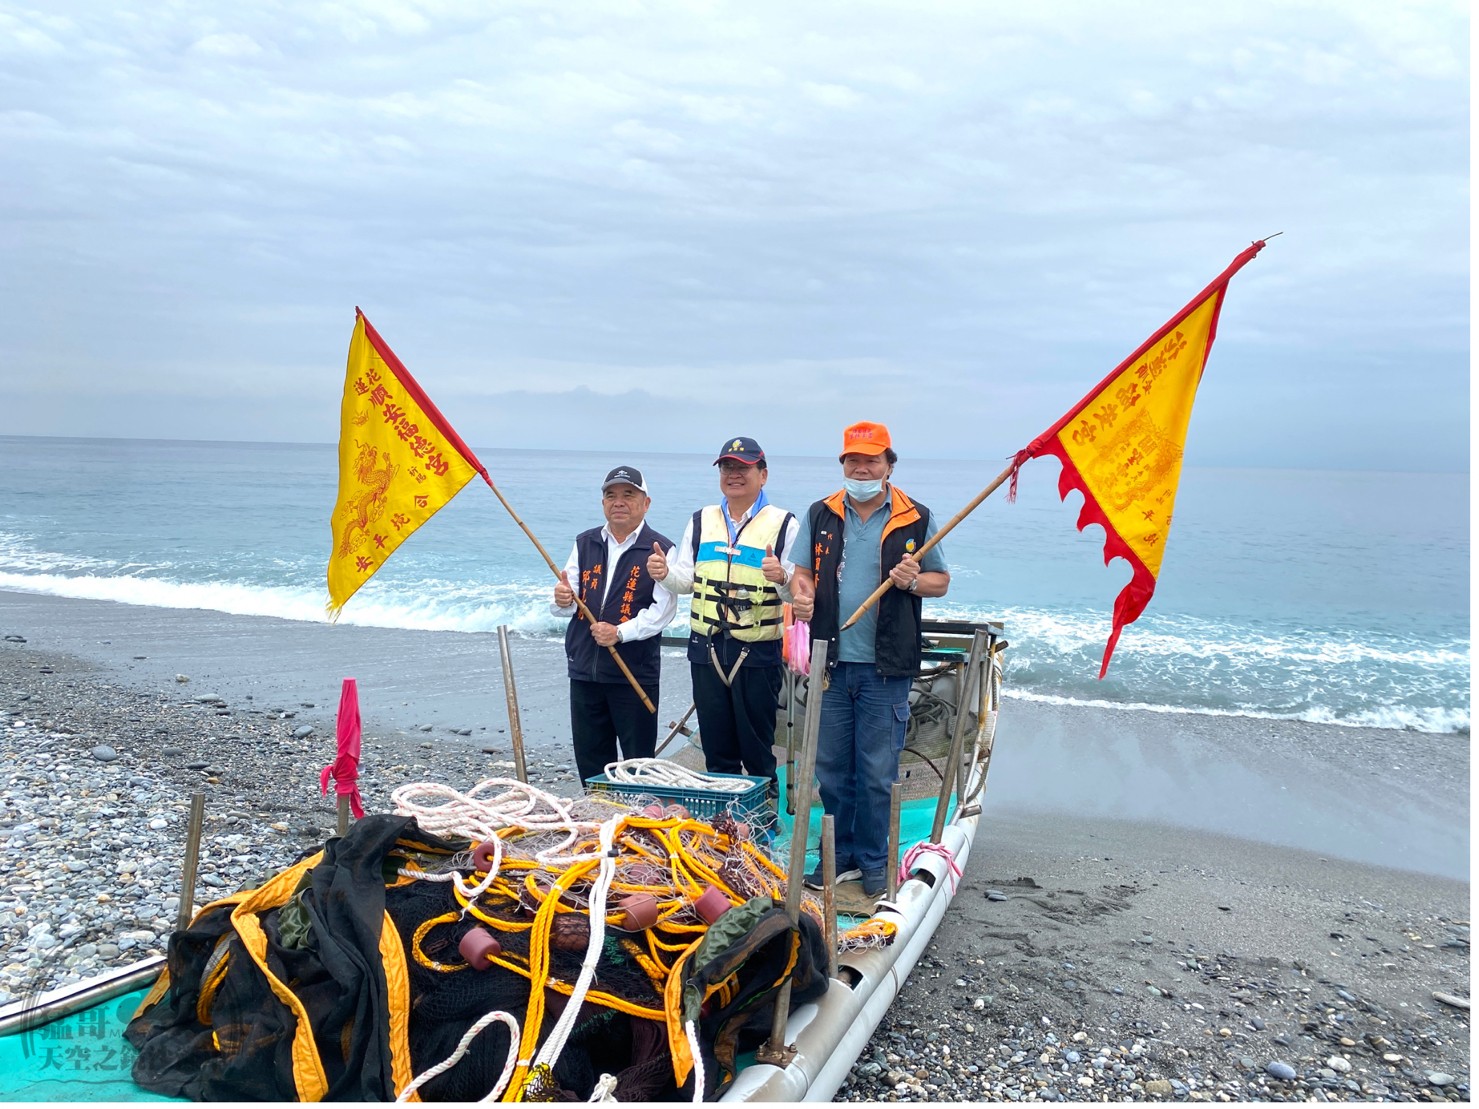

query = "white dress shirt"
657;499;801;602
550;524;677;643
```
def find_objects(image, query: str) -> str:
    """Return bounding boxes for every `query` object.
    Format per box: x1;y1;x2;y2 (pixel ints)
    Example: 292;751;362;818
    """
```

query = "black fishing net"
125;808;827;1102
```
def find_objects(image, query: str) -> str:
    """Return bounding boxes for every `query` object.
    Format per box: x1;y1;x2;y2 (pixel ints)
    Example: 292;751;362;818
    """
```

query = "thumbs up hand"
553;570;576;608
760;543;786;584
647;543;669;582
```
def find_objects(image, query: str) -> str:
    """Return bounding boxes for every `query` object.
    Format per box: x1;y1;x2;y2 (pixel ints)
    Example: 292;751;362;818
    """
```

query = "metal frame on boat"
726;619;1004;1102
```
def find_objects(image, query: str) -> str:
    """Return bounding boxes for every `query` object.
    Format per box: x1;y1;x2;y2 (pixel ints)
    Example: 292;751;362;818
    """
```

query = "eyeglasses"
718;462;755;475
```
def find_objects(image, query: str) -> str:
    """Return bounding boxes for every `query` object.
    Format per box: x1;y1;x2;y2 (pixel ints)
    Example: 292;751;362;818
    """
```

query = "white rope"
587;1073;619;1102
397;854;502;906
391;778;612;866
395;1009;521;1102
685;1019;705;1103
527;815;623;1078
602;758;755;793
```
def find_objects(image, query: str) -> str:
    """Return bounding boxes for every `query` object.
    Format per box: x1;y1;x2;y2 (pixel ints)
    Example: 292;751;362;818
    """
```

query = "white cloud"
800;80;862;108
0;0;1466;469
187;32;264;58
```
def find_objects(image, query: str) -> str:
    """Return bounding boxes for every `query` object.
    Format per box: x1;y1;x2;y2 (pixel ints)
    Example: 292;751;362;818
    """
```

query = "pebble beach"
0;590;1469;1102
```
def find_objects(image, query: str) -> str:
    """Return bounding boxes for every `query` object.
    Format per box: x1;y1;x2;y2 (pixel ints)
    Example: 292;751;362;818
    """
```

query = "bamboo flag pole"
841;458;1017;630
478;474;656;713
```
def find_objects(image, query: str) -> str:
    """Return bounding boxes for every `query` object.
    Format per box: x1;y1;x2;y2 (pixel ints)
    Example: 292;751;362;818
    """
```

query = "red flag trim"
1010;240;1267;677
355;307;489;482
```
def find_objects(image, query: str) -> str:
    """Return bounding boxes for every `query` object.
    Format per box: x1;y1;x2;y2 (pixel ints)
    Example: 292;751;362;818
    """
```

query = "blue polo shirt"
794;488;946;664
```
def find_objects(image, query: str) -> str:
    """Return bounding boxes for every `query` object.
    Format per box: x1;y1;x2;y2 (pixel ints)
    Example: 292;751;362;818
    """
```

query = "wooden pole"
783;668;798;816
841;458;1017;630
336;796;349;836
886;781;903;900
821;813;838;981
759;636;829;1063
496;625;529;784
480;475;655;712
176;792;205;931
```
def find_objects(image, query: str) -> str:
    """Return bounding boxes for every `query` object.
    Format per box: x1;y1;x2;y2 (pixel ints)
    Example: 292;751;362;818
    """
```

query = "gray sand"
4;589;1465;878
0;589;1470;1100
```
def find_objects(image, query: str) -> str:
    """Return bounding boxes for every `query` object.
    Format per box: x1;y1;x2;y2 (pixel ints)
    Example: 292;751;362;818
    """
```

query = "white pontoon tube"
722;809;979;1102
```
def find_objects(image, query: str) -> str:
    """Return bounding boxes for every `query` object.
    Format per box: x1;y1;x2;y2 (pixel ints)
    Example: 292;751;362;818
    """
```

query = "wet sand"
3;589;1465;879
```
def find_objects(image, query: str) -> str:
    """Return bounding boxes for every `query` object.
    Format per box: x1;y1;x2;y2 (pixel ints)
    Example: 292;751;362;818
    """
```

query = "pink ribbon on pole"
321;677;366;819
783;611;811;677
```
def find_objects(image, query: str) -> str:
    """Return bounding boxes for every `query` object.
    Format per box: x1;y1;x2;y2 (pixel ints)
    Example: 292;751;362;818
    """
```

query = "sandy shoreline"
0;589;1470;1100
2;589;1466;878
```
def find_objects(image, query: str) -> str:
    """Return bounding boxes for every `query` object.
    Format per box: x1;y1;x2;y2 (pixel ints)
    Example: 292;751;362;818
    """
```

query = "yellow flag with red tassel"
1010;240;1267;676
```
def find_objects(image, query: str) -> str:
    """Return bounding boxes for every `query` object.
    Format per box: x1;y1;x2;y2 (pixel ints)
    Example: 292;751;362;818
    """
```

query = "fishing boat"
0;619;1005;1103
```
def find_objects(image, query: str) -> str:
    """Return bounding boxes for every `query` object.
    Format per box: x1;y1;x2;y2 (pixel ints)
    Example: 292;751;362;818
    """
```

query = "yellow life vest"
690;503;789;641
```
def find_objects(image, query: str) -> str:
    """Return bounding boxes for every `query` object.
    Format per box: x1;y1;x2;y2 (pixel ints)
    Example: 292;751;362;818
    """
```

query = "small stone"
1266;1061;1297;1080
1428;1073;1455;1087
986;889;1008;902
293;725;314;738
91;744;119;762
1327;1056;1350;1073
176;674;190;683
1144;1078;1173;1097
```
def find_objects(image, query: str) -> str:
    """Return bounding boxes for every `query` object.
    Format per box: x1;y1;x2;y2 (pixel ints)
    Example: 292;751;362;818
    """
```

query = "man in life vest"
789;422;949;897
647;436;802;786
552;465;677;784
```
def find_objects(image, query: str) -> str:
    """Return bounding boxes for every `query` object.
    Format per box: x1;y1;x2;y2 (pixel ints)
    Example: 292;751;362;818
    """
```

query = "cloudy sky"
0;1;1468;470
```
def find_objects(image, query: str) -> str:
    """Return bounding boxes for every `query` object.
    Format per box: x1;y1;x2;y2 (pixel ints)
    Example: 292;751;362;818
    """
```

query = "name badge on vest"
718;544;740;557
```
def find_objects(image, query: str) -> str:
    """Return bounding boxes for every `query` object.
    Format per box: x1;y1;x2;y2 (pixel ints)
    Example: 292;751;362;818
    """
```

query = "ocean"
0;435;1468;736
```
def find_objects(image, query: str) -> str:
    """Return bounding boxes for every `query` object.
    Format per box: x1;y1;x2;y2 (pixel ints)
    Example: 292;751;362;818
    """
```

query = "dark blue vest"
564;522;672;687
806;493;932;677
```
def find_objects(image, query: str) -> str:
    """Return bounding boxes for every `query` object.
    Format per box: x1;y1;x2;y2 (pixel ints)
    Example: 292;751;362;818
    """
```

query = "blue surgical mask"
843;477;884;501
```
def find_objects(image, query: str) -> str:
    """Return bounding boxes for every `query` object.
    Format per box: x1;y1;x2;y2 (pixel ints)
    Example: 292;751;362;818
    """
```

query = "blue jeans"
814;662;912;874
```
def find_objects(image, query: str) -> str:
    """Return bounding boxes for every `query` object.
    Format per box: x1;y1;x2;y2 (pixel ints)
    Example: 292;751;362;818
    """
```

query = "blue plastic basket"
584;770;771;823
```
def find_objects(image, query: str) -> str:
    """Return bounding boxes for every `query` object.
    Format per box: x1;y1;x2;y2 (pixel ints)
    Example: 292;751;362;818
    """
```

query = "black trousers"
569;678;658;785
690;660;781;782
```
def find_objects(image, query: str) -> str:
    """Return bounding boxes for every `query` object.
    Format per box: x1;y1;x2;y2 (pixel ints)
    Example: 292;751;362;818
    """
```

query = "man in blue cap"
648;436;802;785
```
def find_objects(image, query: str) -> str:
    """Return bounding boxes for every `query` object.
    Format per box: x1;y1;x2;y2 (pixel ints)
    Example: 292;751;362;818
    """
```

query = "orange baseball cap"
840;421;891;458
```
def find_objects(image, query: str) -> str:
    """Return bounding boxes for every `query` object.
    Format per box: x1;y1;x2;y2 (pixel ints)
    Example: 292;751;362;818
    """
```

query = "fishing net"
125;779;830;1103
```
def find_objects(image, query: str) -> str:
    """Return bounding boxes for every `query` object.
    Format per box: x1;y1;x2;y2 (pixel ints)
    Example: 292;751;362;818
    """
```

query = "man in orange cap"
790;421;949;897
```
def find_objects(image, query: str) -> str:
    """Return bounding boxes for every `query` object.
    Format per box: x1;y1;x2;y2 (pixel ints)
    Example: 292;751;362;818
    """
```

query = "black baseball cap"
601;465;649;493
713;436;765;465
